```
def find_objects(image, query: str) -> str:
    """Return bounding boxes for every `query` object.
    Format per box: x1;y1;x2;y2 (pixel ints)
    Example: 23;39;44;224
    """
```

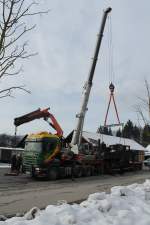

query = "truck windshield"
25;141;42;152
42;138;58;154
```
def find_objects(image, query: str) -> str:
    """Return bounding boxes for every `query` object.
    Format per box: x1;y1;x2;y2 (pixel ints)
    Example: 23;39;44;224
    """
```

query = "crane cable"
108;14;114;84
104;14;120;125
104;15;123;143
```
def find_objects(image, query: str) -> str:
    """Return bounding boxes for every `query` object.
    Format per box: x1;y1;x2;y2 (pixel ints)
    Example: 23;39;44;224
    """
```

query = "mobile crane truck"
14;107;104;179
14;8;115;179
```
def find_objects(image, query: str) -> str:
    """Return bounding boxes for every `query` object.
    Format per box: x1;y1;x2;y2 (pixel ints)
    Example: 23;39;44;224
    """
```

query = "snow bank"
1;180;150;225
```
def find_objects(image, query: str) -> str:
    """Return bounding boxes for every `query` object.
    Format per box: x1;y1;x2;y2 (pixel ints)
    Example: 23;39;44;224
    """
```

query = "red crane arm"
14;108;63;137
42;108;63;137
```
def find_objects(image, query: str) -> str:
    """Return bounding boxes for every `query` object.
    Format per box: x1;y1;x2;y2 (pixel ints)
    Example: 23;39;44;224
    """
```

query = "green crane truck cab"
23;132;61;178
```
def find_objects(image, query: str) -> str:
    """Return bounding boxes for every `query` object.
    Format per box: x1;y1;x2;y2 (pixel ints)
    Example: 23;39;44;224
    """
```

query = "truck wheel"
22;165;26;174
48;167;58;180
96;167;101;175
90;167;95;176
60;167;66;179
119;168;124;174
31;167;37;179
85;167;92;176
77;166;83;177
74;166;82;178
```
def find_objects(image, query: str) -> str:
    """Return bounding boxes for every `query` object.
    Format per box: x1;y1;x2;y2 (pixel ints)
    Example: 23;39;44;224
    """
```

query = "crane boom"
71;7;112;146
14;108;63;137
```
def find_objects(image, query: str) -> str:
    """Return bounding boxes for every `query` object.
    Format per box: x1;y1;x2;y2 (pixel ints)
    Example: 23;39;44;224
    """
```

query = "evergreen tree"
133;125;140;141
108;128;113;136
97;126;110;135
122;120;134;138
97;126;103;134
116;128;122;137
115;121;141;142
142;124;150;146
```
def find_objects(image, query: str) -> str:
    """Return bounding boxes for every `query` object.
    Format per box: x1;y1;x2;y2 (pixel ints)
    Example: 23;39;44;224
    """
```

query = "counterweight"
71;7;112;146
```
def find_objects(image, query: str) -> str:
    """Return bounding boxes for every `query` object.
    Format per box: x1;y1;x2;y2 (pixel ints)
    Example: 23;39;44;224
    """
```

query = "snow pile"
1;180;150;225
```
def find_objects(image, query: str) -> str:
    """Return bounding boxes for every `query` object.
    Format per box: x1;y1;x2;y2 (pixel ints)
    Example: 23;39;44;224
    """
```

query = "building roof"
82;131;146;151
146;145;150;151
0;147;24;151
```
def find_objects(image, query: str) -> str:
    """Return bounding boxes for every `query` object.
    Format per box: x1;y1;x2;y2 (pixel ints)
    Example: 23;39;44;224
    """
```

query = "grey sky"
0;0;150;136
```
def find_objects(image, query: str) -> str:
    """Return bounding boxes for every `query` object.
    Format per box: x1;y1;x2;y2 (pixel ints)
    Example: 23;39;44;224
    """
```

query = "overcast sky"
0;0;150;136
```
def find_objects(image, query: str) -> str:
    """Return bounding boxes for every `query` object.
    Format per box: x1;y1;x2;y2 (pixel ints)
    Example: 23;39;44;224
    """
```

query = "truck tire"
31;167;37;179
96;166;101;175
90;167;95;176
48;167;58;180
85;167;92;176
60;167;66;179
74;166;82;178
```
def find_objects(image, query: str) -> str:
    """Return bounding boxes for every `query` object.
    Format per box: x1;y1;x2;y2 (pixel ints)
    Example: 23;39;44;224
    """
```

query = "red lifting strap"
104;83;121;126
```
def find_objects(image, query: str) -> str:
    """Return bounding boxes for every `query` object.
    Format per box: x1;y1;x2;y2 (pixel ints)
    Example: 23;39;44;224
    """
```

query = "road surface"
0;167;150;217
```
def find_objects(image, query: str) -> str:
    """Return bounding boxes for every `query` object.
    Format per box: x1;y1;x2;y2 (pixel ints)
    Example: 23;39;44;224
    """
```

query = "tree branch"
0;85;31;98
0;0;48;97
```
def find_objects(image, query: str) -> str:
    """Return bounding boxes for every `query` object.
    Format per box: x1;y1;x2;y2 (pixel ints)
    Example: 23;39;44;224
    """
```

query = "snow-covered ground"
0;163;10;168
1;180;150;225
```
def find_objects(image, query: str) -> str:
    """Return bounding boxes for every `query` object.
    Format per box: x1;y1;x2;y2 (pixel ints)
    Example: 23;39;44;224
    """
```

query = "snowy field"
1;180;150;225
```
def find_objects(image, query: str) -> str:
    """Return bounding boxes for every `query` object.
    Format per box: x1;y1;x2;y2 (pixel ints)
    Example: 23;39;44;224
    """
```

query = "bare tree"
0;0;48;98
135;79;150;125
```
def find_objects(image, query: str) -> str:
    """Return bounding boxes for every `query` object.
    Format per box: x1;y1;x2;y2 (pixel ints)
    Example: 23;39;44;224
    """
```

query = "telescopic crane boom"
71;7;112;146
14;108;63;137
